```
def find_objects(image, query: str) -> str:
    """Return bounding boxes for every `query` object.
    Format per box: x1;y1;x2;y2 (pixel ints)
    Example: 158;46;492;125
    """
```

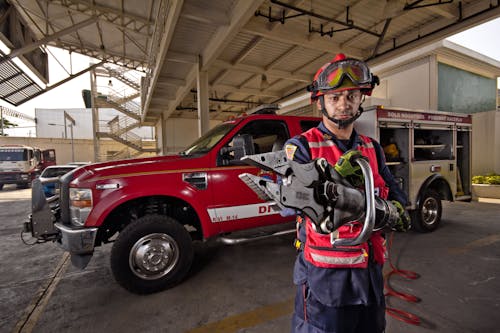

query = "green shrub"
472;173;500;185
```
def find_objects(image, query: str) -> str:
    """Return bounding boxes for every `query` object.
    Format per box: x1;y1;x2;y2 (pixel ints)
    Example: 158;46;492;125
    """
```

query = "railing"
105;86;141;117
104;65;142;90
99;120;142;150
93;61;158;160
141;0;170;111
107;116;140;136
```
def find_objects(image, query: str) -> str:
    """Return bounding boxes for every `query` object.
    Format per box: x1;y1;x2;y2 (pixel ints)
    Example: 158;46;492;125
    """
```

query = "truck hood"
72;153;208;183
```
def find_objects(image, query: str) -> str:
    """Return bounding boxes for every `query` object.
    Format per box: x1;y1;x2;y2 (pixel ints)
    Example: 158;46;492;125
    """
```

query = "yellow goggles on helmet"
316;59;373;92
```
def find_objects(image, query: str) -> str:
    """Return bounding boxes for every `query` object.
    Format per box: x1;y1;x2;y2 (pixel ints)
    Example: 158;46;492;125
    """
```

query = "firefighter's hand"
334;150;365;187
390;200;411;232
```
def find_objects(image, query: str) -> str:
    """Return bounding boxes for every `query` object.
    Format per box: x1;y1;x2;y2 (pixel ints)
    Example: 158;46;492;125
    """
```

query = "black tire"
0;184;3;190
110;215;194;294
411;189;442;232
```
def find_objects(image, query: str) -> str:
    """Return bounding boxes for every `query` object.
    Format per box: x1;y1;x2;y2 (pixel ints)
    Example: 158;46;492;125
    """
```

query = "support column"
160;113;168;154
429;55;438;110
90;69;100;162
197;62;210;137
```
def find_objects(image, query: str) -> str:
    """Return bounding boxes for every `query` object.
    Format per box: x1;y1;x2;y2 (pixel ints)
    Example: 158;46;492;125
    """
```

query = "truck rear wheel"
110;215;194;294
412;189;442;232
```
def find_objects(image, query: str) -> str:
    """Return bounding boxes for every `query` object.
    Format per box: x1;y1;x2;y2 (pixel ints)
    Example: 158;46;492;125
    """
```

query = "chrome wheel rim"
422;197;439;226
129;233;179;280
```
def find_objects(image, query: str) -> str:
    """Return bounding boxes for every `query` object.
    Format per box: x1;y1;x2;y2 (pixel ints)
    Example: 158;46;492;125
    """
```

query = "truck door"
42;149;56;167
210;119;291;232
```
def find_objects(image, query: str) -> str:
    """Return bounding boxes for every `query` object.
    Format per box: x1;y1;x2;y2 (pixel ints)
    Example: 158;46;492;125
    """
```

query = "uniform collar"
317;122;363;148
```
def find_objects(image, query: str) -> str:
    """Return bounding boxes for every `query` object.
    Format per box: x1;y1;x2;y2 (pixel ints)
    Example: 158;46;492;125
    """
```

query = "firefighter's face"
318;89;362;122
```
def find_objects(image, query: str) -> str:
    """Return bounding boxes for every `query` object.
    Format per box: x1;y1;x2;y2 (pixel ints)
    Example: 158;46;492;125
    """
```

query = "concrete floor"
1;184;499;333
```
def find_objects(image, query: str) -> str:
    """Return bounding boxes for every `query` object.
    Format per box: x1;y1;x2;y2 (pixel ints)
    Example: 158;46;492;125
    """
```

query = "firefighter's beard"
333;108;356;121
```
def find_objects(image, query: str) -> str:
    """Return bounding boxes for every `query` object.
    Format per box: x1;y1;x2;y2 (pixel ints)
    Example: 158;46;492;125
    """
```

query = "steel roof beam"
2;16;97;61
161;0;265;118
213;59;310;82
213;84;281;98
181;2;230;26
142;0;185;121
17;60;104;104
242;19;363;58
165;51;198;64
210;35;263;85
46;0;153;34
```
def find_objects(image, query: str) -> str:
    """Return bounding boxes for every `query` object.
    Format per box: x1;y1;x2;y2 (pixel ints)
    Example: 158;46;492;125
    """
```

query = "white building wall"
372;57;432;110
472;111;500;175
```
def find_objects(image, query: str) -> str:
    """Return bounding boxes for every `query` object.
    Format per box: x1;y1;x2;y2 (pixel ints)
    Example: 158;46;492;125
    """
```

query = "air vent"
182;172;207;190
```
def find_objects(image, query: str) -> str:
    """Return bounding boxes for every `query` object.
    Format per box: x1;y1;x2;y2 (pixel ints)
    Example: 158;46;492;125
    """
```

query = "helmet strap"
319;95;364;129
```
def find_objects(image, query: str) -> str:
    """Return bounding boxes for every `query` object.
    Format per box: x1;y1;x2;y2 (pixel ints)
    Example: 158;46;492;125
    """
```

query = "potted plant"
471;173;500;199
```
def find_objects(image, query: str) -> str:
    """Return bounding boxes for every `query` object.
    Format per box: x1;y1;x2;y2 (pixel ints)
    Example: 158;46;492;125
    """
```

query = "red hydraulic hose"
384;232;422;326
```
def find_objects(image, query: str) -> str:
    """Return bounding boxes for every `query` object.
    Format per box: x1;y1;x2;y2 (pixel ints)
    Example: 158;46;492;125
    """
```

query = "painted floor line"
12;253;70;333
185;297;294;333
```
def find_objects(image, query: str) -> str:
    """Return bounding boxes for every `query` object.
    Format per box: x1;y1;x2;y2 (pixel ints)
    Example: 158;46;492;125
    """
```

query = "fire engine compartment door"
409;123;455;203
413;123;453;161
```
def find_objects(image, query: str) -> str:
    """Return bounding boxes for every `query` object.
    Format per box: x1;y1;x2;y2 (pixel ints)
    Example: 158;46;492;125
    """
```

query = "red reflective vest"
300;127;388;268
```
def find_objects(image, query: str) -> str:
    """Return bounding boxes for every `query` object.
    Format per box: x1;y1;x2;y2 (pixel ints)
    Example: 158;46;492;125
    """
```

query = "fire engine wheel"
412;189;442;232
110;214;193;294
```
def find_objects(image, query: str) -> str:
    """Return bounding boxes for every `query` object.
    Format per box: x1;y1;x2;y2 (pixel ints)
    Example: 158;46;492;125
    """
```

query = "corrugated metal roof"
4;0;500;122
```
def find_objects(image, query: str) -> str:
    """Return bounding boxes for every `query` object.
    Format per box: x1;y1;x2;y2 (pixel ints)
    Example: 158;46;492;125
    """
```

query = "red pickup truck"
26;113;320;294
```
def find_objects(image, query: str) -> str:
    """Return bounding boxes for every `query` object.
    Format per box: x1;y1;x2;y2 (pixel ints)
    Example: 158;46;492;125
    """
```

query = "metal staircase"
91;64;157;161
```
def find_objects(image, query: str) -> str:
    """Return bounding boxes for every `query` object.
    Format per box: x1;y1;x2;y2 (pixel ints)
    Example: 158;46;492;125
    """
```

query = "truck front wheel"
412;189;442;232
110;215;194;294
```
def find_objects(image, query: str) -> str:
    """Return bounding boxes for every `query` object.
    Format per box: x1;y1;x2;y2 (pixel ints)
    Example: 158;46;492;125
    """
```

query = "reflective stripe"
310;252;366;265
359;141;374;149
308;141;338;148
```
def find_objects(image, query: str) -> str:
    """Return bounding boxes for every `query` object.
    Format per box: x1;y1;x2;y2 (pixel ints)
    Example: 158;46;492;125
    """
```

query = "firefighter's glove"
334;150;365;187
277;175;299;217
391;200;411;232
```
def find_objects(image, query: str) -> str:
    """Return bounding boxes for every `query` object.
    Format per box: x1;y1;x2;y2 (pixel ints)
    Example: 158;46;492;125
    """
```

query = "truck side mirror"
220;134;255;165
233;134;255;160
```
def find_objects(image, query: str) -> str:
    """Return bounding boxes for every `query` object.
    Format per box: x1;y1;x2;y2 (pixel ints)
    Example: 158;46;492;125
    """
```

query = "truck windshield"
0;149;27;161
181;123;235;155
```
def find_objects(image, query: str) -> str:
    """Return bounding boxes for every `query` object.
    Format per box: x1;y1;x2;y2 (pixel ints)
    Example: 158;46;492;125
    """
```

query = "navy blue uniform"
287;123;407;333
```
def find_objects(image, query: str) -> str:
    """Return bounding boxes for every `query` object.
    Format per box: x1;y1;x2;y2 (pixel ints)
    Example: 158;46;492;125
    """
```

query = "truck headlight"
69;188;92;226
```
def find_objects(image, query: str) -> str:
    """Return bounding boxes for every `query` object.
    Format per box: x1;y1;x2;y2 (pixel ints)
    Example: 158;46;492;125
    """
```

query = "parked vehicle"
0;145;56;190
355;105;472;232
39;165;79;197
24;107;472;294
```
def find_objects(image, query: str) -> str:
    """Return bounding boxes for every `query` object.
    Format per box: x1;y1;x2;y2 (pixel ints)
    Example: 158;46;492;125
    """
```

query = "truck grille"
59;171;75;225
0;174;21;182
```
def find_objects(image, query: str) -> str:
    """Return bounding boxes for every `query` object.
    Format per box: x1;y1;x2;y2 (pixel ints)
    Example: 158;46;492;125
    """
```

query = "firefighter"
284;53;410;333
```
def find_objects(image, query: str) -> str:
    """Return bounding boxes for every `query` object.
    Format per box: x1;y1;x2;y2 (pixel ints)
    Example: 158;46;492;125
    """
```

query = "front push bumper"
29;178;98;269
55;223;98;254
54;223;98;269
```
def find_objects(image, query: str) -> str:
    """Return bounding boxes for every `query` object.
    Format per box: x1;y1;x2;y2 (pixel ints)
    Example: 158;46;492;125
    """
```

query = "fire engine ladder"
91;65;157;161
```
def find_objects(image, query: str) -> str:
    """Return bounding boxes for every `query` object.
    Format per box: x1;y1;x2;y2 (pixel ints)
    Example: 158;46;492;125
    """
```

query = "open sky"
1;16;500;136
